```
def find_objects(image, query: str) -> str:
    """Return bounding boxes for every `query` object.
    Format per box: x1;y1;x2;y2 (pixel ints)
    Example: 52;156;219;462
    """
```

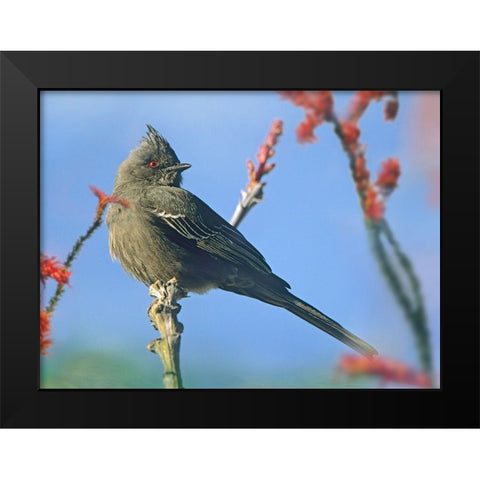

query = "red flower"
353;155;370;192
264;119;283;147
340;121;360;151
246;119;283;190
90;185;130;221
363;186;385;221
309;91;334;118
40;255;71;286
40;309;52;355
376;158;401;193
279;91;333;143
279;91;402;222
338;354;432;387
295;113;321;144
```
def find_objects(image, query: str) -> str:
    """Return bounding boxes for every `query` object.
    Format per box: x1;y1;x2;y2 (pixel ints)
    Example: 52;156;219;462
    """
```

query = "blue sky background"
40;91;439;388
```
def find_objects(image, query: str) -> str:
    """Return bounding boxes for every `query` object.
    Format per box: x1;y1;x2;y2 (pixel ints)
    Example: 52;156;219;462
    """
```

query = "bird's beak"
165;163;192;172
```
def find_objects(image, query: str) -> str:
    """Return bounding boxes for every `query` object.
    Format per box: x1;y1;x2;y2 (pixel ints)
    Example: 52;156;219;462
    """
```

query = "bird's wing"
144;187;273;275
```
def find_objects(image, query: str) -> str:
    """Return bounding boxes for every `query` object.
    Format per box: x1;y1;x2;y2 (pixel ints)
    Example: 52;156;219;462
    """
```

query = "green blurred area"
40;349;378;389
41;350;160;389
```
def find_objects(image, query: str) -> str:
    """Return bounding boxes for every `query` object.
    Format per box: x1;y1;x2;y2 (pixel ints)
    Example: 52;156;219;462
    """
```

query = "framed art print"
1;51;478;427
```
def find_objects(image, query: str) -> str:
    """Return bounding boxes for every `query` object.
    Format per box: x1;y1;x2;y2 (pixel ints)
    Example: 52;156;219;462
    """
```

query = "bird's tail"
280;291;378;357
228;281;378;357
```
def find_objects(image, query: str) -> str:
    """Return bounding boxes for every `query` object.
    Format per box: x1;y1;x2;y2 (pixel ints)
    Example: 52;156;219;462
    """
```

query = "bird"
105;125;377;357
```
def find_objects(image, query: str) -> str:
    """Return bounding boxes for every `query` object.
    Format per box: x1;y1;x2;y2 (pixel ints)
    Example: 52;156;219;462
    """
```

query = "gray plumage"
106;125;377;357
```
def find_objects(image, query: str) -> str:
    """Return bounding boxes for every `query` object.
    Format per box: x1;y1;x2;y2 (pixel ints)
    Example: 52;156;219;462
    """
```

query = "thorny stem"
45;217;103;314
44;187;129;316
376;219;431;373
147;279;187;389
330;111;432;375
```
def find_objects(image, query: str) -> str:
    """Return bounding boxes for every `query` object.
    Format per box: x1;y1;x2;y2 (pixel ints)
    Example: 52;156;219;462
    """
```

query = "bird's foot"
149;278;188;306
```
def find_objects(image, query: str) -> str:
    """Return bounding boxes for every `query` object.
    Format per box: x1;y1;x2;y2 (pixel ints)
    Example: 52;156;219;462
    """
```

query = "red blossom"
353;155;370;192
279;91;333;143
40;255;71;286
246;119;283;191
279;90;401;221
376;158;401;193
40;309;52;355
309;91;334;118
353;157;390;221
295;113;321;143
40;255;70;354
363;185;385;221
338;354;431;387
279;90;333;114
340;121;361;151
90;185;130;221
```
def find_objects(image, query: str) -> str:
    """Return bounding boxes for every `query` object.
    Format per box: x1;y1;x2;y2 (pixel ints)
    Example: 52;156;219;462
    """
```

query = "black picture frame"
1;51;478;428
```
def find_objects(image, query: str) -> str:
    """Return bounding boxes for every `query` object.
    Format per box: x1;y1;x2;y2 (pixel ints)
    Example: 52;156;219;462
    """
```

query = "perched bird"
106;125;377;356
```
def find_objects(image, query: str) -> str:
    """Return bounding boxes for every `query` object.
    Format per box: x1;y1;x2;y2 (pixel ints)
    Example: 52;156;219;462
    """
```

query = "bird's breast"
107;203;223;292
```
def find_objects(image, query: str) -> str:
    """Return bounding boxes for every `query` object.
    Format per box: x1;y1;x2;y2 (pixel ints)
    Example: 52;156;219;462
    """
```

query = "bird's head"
115;125;191;188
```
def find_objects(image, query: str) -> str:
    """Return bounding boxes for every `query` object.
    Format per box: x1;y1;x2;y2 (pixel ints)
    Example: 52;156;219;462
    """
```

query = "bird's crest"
139;124;179;164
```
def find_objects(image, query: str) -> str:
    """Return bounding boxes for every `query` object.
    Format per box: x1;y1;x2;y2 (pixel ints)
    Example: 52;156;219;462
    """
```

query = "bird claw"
149;278;187;305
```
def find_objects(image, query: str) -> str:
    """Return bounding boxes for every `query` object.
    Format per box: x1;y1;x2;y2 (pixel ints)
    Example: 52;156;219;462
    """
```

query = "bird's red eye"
149;160;159;168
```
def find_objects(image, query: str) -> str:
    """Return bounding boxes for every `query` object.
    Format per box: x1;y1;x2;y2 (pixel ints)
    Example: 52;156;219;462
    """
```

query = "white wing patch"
154;210;185;219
